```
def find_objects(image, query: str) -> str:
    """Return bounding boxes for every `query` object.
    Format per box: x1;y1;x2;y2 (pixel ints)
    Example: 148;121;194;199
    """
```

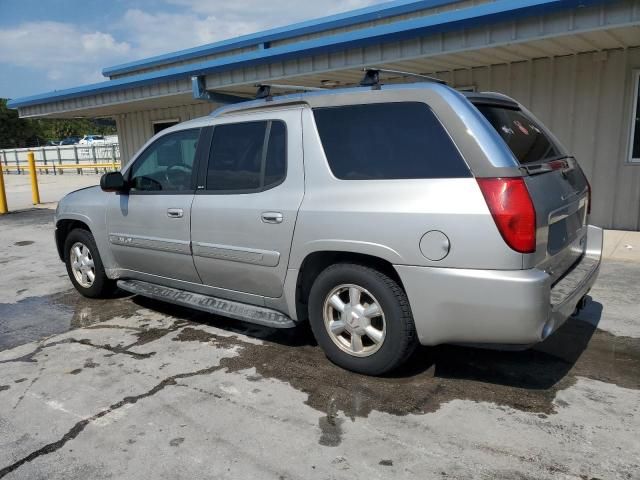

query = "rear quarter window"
313;102;470;180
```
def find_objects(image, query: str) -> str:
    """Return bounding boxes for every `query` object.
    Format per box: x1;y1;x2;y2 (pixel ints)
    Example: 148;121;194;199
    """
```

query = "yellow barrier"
0;162;7;214
0;159;120;214
27;152;41;205
2;163;119;173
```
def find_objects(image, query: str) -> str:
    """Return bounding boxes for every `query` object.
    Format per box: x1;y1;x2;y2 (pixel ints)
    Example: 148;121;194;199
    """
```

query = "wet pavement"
1;209;639;479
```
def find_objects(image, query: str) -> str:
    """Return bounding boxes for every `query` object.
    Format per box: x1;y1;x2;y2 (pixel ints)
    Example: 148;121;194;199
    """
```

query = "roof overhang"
101;0;464;78
8;0;639;118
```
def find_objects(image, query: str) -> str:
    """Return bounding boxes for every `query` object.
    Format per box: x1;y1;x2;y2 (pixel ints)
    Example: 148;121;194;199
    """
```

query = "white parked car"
79;135;107;146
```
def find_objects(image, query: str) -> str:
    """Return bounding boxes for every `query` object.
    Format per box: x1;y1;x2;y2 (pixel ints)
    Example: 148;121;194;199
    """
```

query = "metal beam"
191;76;246;104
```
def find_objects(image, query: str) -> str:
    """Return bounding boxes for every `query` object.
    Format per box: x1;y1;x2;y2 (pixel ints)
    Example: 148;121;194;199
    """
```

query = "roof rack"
255;83;326;101
360;67;448;89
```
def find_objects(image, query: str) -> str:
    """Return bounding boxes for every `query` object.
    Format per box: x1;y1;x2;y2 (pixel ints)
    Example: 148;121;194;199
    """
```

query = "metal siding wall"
444;48;640;230
115;103;217;166
110;49;640;230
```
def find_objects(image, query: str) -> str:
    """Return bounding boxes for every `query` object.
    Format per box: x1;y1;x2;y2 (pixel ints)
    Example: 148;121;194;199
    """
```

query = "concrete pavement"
0;173;99;212
0;208;639;479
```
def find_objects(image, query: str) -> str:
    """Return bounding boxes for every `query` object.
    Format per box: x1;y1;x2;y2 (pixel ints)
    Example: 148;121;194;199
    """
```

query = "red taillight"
477;177;537;254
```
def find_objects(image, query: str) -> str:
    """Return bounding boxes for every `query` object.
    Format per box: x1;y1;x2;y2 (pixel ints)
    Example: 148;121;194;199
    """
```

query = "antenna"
360;68;448;88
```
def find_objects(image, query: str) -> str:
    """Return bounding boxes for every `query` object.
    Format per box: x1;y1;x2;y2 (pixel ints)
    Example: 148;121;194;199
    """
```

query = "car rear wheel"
64;228;115;298
308;263;417;375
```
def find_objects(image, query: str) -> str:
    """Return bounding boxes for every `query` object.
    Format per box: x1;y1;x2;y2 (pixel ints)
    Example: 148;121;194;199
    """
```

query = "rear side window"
475;105;561;165
313;102;470;180
206;120;286;192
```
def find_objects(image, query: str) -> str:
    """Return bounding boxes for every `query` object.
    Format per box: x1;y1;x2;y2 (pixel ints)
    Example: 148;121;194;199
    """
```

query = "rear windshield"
475;105;561;165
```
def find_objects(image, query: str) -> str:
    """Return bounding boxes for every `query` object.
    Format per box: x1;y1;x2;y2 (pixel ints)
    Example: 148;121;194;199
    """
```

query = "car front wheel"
64;228;115;298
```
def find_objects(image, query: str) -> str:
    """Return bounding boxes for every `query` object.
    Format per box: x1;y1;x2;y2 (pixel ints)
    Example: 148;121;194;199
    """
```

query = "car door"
106;127;204;283
190;109;304;298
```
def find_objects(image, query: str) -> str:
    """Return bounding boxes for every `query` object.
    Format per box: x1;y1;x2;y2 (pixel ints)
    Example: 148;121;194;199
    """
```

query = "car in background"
79;135;106;145
60;136;81;145
45;140;60;146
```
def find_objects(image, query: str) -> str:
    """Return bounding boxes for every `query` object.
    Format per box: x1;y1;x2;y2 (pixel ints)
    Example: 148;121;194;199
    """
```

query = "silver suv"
54;80;602;375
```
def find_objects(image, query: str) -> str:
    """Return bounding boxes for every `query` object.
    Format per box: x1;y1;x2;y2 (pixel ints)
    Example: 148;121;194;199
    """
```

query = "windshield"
476;105;561;165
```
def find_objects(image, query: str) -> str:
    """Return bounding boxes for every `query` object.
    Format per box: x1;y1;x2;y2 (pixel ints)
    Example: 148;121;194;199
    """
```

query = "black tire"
64;228;116;298
308;263;417;376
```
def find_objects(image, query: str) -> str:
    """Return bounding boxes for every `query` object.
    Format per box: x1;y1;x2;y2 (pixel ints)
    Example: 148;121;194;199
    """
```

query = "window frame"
628;69;640;164
125;127;204;196
195;119;288;195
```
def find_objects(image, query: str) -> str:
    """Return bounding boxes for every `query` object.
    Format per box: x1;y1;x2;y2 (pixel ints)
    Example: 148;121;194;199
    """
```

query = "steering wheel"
164;164;191;189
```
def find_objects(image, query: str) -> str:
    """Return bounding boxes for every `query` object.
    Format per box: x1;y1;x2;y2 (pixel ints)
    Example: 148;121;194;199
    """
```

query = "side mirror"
100;171;127;193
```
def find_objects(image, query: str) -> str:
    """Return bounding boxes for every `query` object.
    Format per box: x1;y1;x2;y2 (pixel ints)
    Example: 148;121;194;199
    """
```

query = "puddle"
118;296;640;419
2;288;639;423
0;290;138;351
210;317;640;418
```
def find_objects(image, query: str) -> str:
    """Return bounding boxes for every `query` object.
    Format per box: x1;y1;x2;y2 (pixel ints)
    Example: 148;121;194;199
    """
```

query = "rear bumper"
395;225;603;346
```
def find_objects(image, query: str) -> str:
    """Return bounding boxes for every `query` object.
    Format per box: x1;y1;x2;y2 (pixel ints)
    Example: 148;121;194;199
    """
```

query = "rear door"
475;103;589;280
190;109;304;299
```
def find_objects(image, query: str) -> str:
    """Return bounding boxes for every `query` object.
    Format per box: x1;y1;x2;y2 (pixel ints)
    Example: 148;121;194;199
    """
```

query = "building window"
153;119;180;135
630;70;640;163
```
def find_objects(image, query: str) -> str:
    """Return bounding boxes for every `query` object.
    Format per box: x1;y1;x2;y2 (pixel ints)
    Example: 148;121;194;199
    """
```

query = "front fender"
55;186;117;275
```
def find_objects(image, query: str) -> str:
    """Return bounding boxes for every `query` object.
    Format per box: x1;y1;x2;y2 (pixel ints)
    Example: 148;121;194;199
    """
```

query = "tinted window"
206;120;286;191
313;102;469;180
129;129;199;192
475;105;561;165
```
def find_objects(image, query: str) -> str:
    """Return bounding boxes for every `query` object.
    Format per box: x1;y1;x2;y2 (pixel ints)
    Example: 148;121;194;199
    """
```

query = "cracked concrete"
0;208;639;479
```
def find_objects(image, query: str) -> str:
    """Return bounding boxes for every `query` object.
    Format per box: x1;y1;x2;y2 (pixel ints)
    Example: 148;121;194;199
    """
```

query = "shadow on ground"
3;289;638;422
131;294;639;419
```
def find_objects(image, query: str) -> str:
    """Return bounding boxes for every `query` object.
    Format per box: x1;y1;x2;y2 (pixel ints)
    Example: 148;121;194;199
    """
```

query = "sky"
0;0;387;100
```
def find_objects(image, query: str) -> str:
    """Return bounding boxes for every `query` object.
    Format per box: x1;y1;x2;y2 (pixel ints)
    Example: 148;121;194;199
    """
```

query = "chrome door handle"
167;208;184;218
261;212;283;224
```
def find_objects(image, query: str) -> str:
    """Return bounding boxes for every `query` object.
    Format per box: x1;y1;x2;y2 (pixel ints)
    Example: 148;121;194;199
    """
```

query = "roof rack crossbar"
360;67;448;87
255;83;326;100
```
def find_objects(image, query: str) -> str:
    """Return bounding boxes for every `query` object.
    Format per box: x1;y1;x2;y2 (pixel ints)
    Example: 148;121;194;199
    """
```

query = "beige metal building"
8;0;640;229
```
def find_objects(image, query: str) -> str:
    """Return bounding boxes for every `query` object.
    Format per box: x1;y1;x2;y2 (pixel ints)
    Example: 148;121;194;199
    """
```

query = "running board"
117;279;296;329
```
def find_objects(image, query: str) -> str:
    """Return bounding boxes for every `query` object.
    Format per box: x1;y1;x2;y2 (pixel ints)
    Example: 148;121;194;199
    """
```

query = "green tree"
0;98;41;148
0;99;117;148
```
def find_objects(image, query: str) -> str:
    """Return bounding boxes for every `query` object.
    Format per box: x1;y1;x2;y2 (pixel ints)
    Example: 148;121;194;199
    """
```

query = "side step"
117;279;296;329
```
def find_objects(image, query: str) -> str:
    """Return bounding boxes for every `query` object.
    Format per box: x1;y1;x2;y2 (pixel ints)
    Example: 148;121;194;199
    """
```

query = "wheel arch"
293;250;405;322
55;216;93;261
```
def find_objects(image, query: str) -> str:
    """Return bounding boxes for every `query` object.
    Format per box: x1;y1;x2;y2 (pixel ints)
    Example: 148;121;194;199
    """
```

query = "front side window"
129;129;200;192
313;102;470;180
630;71;640;163
206;120;286;192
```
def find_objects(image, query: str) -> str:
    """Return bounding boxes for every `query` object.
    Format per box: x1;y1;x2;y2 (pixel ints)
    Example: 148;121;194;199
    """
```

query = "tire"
64;228;116;298
308;263;417;376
